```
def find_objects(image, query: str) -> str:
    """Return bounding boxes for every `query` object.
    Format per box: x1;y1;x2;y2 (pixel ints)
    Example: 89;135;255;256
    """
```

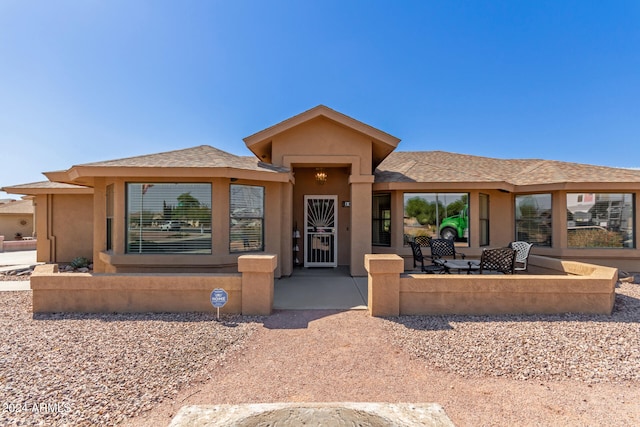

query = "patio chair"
409;241;445;273
508;241;533;272
429;238;466;260
413;235;432;247
479;247;516;275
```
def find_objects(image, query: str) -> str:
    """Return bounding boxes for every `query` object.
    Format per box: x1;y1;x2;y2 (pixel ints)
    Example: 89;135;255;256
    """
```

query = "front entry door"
304;195;338;267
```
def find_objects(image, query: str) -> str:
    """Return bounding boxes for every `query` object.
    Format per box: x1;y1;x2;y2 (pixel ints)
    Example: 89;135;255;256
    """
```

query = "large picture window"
126;183;212;254
567;193;634;248
230;184;264;253
515;194;552;247
372;193;391;246
403;193;469;246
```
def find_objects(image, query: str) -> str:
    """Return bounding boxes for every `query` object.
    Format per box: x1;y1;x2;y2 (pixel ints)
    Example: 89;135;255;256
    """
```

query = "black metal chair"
413;235;432;247
429;238;466;261
409;241;444;274
479;247;516;274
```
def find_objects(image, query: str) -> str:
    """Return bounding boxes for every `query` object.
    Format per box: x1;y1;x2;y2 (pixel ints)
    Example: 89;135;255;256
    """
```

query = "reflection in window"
372;193;391;246
230;185;264;253
479;193;489;246
126;183;212;254
567;193;634;248
106;184;114;251
403;193;469;246
515;194;552;247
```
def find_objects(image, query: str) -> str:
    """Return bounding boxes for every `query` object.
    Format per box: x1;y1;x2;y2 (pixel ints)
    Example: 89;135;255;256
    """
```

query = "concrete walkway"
274;266;367;310
0;253;367;309
0;250;37;291
0;249;37;270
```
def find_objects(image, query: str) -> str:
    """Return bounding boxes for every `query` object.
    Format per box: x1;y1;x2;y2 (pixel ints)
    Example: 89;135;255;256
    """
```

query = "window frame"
372;193;391;247
125;182;212;255
403;192;470;247
229;184;265;253
514;193;552;247
479;193;490;247
566;192;635;249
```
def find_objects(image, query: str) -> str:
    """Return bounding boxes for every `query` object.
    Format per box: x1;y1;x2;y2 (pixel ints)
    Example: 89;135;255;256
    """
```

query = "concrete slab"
169;402;455;427
0;281;30;291
274;267;367;310
0;250;37;269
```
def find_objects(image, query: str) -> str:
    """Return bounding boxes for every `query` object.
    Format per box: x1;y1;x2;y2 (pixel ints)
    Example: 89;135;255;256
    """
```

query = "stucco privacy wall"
31;255;276;314
365;254;618;316
0;236;37;252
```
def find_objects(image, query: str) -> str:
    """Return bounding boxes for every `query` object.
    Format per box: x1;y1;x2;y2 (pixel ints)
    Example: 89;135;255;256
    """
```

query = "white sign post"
210;288;228;321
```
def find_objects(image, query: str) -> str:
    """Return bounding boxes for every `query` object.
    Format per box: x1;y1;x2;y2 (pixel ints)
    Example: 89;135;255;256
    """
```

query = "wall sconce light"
315;168;327;185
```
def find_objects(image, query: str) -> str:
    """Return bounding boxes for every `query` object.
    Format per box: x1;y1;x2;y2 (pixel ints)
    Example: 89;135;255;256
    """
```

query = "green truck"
439;207;468;241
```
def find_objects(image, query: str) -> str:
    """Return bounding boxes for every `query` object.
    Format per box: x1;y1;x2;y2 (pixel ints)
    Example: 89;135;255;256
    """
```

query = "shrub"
568;229;623;248
70;256;91;269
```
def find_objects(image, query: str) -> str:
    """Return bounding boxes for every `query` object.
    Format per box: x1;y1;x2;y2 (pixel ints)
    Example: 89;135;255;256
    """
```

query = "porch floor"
274;266;368;310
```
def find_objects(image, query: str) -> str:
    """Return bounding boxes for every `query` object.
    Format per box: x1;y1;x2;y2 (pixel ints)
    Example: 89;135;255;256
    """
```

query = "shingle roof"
80;145;288;173
376;151;640;185
0;199;33;214
3;181;89;190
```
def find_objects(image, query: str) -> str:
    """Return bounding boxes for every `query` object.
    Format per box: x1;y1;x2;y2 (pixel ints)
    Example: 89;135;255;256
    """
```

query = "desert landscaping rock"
0;292;259;426
1;276;639;426
383;282;640;384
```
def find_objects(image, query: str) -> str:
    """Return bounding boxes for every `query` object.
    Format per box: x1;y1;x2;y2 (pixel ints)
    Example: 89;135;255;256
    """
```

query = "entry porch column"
349;175;374;276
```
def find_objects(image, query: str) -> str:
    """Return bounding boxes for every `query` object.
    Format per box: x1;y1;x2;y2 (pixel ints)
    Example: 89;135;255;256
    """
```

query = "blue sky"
1;1;639;199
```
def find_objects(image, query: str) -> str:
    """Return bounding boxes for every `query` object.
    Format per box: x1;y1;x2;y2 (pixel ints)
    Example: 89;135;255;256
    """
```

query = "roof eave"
47;165;292;184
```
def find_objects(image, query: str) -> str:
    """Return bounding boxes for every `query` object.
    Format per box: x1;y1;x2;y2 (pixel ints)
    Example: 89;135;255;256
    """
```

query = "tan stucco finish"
366;254;617;316
364;254;404;316
33;193;93;263
31;255;276;314
5;105;640;280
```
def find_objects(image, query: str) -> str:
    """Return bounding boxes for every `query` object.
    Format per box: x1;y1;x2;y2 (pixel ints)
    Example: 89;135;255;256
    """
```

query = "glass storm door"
304;195;338;267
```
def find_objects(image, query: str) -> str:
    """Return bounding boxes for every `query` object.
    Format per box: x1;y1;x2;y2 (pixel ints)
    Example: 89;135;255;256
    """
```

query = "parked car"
160;221;181;231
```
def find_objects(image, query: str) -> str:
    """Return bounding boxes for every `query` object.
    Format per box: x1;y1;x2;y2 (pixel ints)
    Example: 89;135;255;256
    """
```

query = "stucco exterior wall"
271;116;373;173
33;193;93;263
377;188;640;272
92;176;289;277
0;214;33;241
365;254;617;316
31;255;276;314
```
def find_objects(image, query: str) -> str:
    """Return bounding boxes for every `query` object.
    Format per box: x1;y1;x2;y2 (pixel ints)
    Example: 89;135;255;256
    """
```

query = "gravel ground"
2;276;639;426
0;291;260;426
382;281;640;384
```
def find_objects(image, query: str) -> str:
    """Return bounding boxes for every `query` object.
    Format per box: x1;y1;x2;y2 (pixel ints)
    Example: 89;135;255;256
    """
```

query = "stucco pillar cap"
364;254;404;274
238;255;277;273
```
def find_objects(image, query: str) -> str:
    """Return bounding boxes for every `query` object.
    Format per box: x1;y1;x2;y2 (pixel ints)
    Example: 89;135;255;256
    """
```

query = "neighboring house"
0;199;34;241
3;105;640;276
